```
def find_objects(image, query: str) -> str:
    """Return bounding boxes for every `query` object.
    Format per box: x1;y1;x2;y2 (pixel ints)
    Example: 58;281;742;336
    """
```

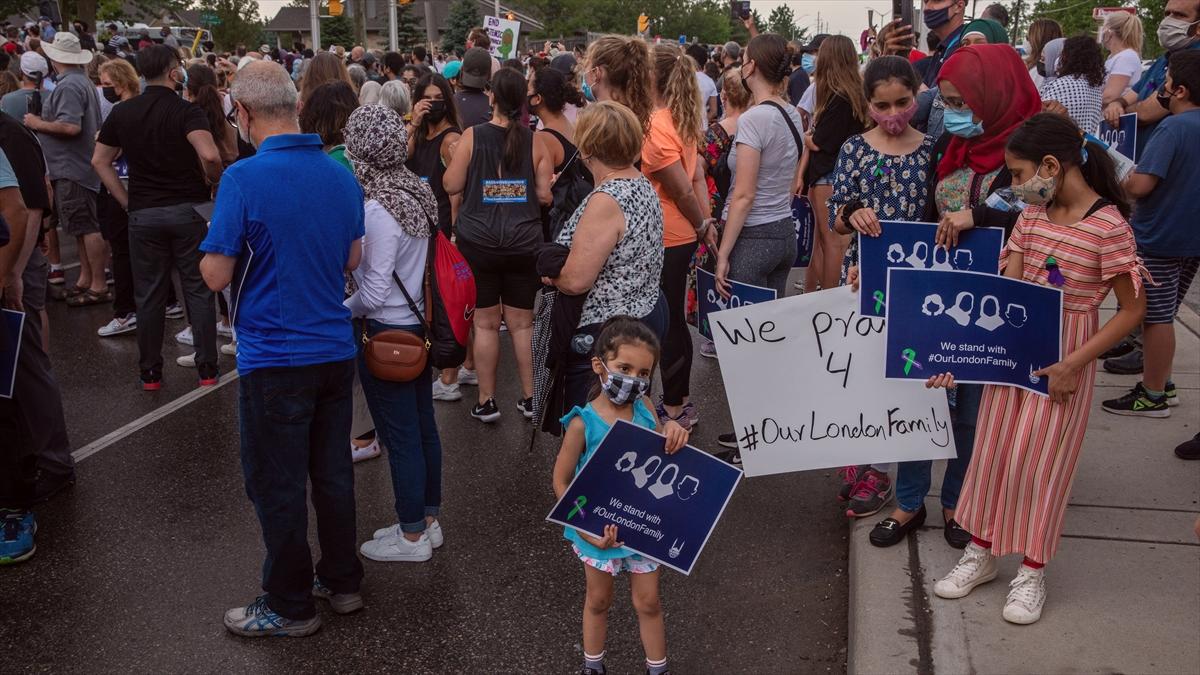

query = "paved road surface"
3;269;849;673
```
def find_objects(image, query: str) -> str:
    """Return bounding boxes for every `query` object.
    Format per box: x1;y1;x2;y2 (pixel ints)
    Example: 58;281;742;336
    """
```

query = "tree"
194;0;264;51
322;13;355;49
766;4;797;39
441;0;479;54
395;1;423;53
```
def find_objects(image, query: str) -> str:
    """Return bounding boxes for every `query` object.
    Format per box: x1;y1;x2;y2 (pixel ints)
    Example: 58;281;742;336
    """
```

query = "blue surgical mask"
581;78;595;102
943;107;983;138
801;53;815;74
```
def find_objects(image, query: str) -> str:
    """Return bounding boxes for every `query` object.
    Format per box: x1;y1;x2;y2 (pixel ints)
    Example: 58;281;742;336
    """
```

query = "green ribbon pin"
901;348;922;375
567;495;587;520
873;290;885;314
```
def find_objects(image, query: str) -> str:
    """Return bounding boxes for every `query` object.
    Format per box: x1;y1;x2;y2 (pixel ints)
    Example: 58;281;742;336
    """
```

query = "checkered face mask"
599;362;650;406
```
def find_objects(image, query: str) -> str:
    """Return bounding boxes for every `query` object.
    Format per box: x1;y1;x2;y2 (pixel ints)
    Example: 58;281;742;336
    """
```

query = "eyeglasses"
937;93;969;112
226;103;245;129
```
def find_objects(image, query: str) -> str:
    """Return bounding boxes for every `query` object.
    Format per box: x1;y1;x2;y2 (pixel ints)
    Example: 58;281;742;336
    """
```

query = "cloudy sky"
254;0;894;39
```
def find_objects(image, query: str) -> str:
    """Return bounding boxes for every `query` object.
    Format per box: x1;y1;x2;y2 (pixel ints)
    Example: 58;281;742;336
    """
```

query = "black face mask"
1157;87;1174;111
102;86;120;103
1036;62;1047;77
426;99;447;124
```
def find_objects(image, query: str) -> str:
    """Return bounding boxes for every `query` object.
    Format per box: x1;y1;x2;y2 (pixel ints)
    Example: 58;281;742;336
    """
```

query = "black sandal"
66;289;112;307
868;505;926;548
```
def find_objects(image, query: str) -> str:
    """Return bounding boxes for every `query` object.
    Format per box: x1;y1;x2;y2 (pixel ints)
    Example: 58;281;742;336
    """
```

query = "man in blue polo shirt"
199;61;365;638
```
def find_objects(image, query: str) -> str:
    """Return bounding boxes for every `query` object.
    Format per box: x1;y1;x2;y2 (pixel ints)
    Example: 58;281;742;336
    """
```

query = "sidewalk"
847;300;1200;675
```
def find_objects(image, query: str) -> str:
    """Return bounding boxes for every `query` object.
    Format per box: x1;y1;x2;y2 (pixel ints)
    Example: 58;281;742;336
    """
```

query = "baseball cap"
442;59;462;79
550;53;576;76
20;50;48;77
460;47;491;89
801;34;830;53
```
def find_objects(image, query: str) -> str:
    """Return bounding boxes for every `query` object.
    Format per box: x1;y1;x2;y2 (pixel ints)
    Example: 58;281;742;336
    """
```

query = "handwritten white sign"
483;15;520;60
710;287;956;477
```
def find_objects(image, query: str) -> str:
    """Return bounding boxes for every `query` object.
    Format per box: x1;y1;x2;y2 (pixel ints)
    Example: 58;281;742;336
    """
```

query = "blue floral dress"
827;134;936;282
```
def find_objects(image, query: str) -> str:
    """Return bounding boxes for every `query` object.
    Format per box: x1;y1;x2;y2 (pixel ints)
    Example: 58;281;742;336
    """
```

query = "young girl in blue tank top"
552;316;690;675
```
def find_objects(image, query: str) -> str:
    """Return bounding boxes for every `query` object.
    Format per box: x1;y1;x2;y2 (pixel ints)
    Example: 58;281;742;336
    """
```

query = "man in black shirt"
92;45;224;390
454;47;493;129
786;41;811;107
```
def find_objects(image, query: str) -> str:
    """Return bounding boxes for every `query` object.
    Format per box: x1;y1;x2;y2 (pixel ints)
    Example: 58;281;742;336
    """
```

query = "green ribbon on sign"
901;348;920;375
873;290;885;314
567;495;587;520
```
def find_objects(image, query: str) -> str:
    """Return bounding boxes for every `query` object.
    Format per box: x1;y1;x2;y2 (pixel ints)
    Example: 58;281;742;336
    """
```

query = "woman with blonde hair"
299;51;353;107
643;42;709;431
1024;18;1063;88
582;35;654;132
804;34;868;292
1101;11;1145;125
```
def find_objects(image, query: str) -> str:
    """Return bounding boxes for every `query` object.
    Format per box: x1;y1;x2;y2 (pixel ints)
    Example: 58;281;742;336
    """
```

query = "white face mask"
236;106;253;147
1158;16;1200;52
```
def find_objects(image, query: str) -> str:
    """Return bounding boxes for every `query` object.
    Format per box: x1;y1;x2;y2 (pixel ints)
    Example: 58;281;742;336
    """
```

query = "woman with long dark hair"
444;68;553;423
186;63;238;164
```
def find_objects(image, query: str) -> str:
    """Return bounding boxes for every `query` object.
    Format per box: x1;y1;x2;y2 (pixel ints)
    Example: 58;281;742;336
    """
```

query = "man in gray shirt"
0;52;48;120
23;32;109;305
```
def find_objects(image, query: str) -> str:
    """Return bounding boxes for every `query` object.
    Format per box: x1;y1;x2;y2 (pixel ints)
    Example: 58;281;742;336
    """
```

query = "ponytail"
586;35;654;133
1007;112;1131;219
653;43;704;149
490;68;528;174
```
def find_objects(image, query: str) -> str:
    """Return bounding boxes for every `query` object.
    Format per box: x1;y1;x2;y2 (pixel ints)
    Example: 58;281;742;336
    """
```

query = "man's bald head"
232;60;299;120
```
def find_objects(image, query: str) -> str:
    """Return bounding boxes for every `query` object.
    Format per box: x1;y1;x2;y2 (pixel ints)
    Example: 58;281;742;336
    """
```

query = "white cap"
20;50;48;77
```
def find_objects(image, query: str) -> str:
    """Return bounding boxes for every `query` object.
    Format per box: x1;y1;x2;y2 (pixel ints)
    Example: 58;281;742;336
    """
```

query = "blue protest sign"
884;269;1062;395
696;267;777;340
1;309;25;398
858;220;1003;317
792;194;815;268
1096;112;1136;163
546;419;742;575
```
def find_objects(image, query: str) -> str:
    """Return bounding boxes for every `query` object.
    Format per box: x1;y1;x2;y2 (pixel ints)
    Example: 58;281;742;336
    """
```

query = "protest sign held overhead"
546;420;742;575
884;268;1063;395
483;15;521;60
709;288;955;477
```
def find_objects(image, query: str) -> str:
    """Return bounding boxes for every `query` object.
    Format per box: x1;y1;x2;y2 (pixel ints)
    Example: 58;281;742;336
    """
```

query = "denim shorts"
812;172;836;186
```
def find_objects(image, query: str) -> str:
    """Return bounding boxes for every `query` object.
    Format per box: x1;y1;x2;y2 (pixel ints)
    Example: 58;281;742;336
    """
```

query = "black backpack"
546;151;595;241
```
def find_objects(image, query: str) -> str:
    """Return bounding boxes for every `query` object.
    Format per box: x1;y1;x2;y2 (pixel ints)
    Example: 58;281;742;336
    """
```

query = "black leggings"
660;241;697;407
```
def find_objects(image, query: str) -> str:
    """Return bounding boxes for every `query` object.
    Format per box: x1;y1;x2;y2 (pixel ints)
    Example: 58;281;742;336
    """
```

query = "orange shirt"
641;108;699;247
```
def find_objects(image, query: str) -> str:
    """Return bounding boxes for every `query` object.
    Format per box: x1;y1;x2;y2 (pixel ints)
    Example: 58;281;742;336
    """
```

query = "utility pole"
389;0;397;51
310;0;321;50
424;0;436;51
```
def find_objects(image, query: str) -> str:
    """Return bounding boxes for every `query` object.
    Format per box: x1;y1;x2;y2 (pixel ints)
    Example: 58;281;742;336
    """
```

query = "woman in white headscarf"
343;104;446;564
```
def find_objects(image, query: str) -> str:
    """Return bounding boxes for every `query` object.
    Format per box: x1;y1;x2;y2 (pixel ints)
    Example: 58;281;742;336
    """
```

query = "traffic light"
329;0;343;15
506;11;514;20
399;0;412;4
638;13;649;33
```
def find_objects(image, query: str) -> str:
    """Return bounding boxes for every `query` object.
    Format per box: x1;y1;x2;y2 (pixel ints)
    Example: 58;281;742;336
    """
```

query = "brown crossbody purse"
360;264;433;383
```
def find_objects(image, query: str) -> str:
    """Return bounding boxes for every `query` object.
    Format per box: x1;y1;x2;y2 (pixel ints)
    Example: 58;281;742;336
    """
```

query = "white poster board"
710;287;956;477
484;15;521;61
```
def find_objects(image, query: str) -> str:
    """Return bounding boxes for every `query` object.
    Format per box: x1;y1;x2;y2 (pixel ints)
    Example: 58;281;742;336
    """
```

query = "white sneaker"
360;532;433;562
175;326;194;346
373;521;443;549
1002;566;1046;624
457;367;478;385
221;342;238;356
176;352;196;368
217;321;234;338
432;379;463;402
97;314;137;337
933;542;998;599
165;303;185;320
351;438;381;463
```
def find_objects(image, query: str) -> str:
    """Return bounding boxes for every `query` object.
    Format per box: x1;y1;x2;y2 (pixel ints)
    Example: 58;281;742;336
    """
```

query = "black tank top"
455;122;543;254
406;126;460;234
540;127;577;174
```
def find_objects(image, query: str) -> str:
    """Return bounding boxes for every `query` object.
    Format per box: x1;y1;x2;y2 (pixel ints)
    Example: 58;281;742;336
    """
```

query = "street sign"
199;12;221;25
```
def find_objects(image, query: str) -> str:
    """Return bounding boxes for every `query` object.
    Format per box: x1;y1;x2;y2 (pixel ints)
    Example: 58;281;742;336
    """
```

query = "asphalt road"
2;269;850;674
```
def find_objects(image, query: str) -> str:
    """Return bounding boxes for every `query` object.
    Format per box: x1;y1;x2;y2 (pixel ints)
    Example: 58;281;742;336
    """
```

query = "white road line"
71;370;240;463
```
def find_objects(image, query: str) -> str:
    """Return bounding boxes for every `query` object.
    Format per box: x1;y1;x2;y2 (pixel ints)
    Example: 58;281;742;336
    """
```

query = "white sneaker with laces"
456;367;479;386
221;342;238;356
1002;566;1046;624
176;352;196;368
97;314;137;337
351;438;381;463
175;326;194;346
372;520;443;549
432;379;463;401
360;532;433;562
217;321;234;338
933;542;998;599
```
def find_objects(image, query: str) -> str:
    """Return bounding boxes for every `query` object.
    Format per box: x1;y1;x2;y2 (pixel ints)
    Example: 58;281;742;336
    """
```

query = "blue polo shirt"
201;133;365;373
1129;108;1200;258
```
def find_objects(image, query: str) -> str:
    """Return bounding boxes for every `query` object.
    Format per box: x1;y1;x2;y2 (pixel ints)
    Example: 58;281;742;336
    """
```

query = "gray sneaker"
223;595;321;637
1103;348;1143;375
312;577;364;614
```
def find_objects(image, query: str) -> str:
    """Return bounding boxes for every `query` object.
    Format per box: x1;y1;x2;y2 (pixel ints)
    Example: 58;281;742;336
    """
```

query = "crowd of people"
1;1;1199;672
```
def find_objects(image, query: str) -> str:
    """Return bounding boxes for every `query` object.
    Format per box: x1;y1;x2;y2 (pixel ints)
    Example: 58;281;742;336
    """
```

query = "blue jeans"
238;359;362;620
895;383;982;513
356;320;442;534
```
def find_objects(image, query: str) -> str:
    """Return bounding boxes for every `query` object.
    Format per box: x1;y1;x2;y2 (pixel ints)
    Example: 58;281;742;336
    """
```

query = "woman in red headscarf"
921;43;1042;240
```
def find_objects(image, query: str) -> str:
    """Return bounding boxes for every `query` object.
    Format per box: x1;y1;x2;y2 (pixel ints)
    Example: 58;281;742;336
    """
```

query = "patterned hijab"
344;104;437;238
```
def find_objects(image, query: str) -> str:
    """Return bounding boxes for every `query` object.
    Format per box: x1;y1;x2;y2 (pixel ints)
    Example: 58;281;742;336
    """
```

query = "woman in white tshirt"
1101;11;1144;126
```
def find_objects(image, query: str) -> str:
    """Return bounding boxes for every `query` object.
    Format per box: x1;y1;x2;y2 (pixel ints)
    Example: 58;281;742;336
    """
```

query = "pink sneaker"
837;465;866;502
845;469;893;518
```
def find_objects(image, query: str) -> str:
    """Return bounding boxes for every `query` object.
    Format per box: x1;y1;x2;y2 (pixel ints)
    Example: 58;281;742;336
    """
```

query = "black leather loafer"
868;506;926;548
944;517;972;549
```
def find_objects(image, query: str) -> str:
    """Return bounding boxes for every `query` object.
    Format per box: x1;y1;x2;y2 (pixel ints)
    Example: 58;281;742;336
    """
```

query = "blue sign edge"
544;418;744;576
1;308;26;399
882;267;1064;396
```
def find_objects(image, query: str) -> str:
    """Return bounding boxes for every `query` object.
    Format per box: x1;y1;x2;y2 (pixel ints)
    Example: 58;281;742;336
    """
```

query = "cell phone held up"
891;0;916;55
730;0;750;21
27;89;42;117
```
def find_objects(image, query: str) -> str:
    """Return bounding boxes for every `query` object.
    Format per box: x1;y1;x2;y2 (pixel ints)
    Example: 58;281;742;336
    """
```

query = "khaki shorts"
53;179;100;237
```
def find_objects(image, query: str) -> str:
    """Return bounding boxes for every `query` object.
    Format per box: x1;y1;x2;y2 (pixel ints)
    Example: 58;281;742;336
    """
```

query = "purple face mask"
868;101;917;136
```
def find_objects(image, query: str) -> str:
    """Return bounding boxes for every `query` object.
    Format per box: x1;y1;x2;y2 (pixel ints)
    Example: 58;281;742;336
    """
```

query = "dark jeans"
97;188;136;318
356;321;442;533
238;359;362;620
895;383;983;513
660;242;697;407
128;203;216;373
15;295;73;479
0;383;36;510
